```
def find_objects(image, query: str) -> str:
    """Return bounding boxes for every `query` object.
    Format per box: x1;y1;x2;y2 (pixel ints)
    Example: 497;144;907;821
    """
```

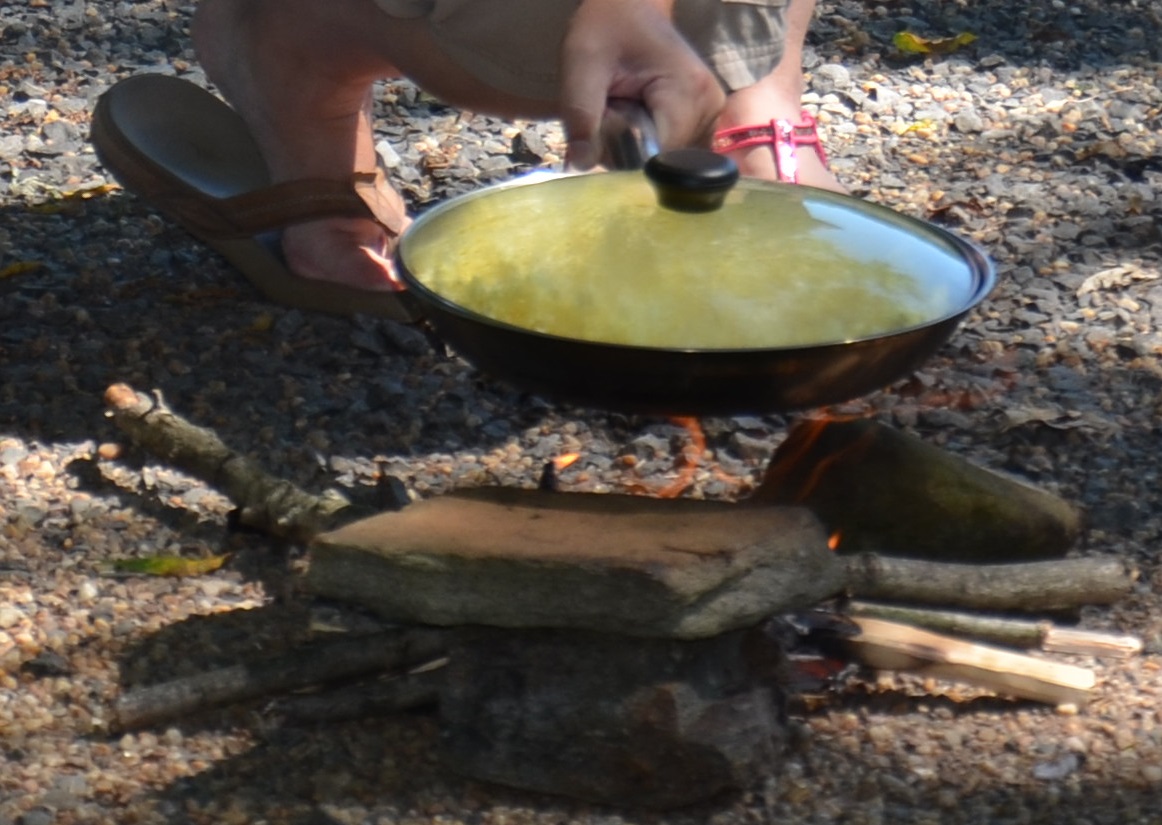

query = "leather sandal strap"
155;170;407;241
91;77;408;243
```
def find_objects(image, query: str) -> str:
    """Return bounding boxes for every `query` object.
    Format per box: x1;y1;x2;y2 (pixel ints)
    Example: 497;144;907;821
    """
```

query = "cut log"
840;616;1095;706
306;486;846;639
842;554;1136;612
751;418;1082;563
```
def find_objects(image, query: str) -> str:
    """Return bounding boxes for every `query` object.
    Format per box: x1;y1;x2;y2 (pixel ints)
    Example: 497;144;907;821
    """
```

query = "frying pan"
392;119;995;416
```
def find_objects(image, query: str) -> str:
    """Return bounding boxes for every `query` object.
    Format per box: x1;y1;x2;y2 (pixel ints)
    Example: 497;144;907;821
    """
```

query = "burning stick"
753;418;1082;563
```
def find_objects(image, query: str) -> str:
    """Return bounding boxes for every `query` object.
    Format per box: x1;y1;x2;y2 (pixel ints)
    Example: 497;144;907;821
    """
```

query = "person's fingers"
641;71;725;151
559;0;726;166
559;35;612;170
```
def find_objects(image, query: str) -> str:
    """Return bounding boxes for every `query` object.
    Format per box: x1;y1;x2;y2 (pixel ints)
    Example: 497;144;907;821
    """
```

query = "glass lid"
399;168;987;351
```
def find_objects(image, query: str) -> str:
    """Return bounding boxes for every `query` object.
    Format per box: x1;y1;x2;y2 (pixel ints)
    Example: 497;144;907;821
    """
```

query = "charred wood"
753;417;1082;563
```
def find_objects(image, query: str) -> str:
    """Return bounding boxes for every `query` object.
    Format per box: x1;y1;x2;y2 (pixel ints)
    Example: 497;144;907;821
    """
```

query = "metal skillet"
391;106;995;416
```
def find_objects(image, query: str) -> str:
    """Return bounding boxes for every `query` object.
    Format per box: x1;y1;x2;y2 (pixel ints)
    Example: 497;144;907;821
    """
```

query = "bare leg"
192;0;557;290
715;0;845;192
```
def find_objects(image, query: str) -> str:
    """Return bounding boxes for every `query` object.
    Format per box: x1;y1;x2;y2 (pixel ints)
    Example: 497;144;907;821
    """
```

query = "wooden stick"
113;628;447;730
103;384;365;541
752;418;1081;563
846;601;1142;657
843;553;1136;612
841;616;1095;706
268;667;443;723
1041;627;1143;658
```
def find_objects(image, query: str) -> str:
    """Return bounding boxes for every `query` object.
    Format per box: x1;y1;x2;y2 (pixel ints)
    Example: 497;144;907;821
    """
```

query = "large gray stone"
306;487;843;639
439;625;788;809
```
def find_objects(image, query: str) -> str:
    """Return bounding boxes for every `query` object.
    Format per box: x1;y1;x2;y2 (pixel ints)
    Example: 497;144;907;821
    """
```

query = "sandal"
91;74;417;321
712;112;829;185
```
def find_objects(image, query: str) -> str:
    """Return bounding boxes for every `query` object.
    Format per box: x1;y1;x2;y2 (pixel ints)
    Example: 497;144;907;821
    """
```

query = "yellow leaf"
893;31;931;54
61;182;121;201
29;183;122;214
890;118;938;136
101;554;231;578
903;118;939;134
893;30;978;55
0;261;45;279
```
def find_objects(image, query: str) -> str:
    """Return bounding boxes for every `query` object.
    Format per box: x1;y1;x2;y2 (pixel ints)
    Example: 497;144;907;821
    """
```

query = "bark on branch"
113;628;447;731
843;553;1136;613
103;383;365;541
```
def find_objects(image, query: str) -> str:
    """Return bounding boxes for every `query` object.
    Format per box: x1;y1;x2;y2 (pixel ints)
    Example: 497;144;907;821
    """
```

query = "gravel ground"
3;1;1162;823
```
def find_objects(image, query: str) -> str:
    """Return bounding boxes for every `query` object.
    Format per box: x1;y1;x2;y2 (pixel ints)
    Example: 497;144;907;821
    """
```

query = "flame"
759;415;874;504
553;452;581;471
828;530;842;551
620;417;753;498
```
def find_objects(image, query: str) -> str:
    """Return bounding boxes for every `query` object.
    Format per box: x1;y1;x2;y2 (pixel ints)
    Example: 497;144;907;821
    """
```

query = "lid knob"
644;150;740;212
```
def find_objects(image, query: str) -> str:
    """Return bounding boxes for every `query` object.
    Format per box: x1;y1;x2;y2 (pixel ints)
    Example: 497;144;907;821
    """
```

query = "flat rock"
306;488;843;638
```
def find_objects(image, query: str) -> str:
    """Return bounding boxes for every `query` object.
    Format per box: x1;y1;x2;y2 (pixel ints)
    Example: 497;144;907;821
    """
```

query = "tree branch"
103;383;365;541
114;628;447;730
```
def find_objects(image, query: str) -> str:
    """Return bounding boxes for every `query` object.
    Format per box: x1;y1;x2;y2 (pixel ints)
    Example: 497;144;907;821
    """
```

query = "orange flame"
553;453;581;471
758;415;874;504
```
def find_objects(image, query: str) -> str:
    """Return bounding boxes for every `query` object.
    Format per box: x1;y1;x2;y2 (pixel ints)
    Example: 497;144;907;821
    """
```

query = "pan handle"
600;99;661;170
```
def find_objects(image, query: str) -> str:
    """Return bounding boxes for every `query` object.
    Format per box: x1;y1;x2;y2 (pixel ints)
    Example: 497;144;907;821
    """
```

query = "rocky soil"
2;0;1162;823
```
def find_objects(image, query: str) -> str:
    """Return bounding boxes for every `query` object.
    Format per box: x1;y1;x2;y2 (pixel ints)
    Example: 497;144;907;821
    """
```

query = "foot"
716;83;845;193
192;0;409;291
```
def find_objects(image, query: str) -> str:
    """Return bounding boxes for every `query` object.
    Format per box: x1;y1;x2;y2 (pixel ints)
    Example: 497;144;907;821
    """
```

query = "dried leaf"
1076;264;1160;295
892;118;939;136
893;31;978;55
999;406;1120;436
62;182;120;201
0;261;45;279
29;183;121;214
100;554;230;578
1074;140;1129;162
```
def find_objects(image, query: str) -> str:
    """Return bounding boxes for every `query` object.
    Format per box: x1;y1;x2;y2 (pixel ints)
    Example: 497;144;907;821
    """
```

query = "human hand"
559;0;725;169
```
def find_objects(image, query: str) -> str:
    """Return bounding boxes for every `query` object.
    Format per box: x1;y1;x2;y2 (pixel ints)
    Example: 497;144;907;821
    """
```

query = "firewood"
840;616;1095;706
846;601;1142;657
113;628;446;730
1040;627;1143;658
103;383;363;541
267;667;443;723
752;417;1082;563
842;553;1136;612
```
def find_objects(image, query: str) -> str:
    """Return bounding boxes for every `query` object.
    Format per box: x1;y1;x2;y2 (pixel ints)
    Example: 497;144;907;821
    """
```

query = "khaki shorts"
372;0;789;101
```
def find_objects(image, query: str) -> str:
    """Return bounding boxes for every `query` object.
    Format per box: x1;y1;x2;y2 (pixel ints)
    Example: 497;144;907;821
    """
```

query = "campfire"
100;384;1141;809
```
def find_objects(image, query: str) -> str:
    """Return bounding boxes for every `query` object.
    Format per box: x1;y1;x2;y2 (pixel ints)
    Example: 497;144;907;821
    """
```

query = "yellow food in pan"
403;174;972;349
